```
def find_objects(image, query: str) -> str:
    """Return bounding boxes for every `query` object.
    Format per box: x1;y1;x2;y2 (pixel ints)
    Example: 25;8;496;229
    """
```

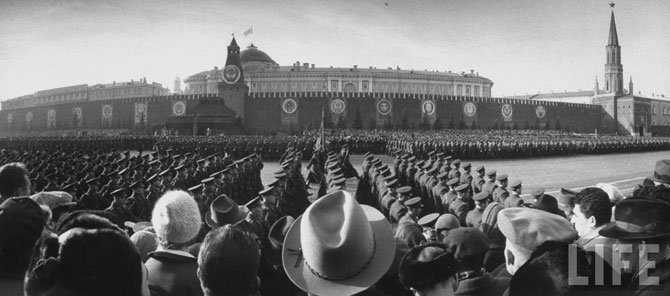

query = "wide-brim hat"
205;195;249;229
600;197;670;240
283;190;395;296
650;159;670;184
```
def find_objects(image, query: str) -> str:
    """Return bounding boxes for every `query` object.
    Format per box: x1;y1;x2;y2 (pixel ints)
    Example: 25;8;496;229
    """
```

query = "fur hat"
151;190;201;244
399;242;459;290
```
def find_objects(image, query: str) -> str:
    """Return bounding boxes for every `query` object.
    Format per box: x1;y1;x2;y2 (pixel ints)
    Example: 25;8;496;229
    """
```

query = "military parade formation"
2;130;670;296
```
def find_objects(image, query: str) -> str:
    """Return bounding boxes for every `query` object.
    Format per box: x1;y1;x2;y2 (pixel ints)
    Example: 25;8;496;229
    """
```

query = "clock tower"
218;36;248;122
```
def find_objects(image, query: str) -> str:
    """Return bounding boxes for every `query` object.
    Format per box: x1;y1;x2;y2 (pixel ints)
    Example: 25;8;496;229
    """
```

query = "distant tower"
174;77;182;94
218;36;248;121
605;6;624;95
594;76;599;95
628;76;634;95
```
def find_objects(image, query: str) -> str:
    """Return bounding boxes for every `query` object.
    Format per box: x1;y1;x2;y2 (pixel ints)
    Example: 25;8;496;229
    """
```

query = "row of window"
652;106;670;115
248;80;487;96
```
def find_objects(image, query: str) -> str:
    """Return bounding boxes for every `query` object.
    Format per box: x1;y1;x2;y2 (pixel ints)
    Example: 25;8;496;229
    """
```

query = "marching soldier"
504;180;524;208
492;174;510;204
471;165;486;194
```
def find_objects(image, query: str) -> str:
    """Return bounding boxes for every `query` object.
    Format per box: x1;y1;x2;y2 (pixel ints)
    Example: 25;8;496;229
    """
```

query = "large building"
0;6;661;136
506;7;670;136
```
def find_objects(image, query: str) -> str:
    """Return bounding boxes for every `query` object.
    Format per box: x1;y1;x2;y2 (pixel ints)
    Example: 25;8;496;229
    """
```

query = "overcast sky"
1;0;668;101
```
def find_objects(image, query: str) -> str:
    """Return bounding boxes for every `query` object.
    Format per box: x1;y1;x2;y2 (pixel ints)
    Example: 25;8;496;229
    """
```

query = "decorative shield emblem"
48;109;56;120
463;102;477;117
102;105;113;118
535;106;546;119
501;104;513;118
172;101;186;116
377;99;391;115
422;100;435;116
282;99;297;114
26;112;33;123
330;99;346;114
74;107;82;119
7;113;13;124
222;65;241;84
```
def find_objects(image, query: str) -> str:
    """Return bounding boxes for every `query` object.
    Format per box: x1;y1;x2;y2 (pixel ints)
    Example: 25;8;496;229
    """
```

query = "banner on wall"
135;103;148;125
535;105;547;128
501;104;513;122
375;98;392;128
172;101;186;116
6;113;13;126
73;107;83;127
102;105;113;127
47;109;56;129
281;98;299;126
421;100;436;124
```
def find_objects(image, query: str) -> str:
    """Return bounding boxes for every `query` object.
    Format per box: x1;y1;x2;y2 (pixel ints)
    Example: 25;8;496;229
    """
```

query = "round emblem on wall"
222;65;241;84
26;112;33;123
102;105;113;118
377;99;392;115
501;104;513;118
137;103;146;114
7;113;13;124
48;109;56;120
463;102;477;117
173;101;186;116
74;107;82;118
535;106;546;119
282;98;297;114
330;99;346;114
422;100;435;116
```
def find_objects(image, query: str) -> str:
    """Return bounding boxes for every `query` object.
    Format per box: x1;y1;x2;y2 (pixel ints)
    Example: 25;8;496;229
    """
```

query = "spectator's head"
571;187;612;238
0;197;47;278
650;159;670;186
443;228;490;272
479;202;506;249
24;227;149;296
197;225;260;296
282;190;395;296
130;230;158;262
0;162;31;199
599;197;670;274
151;190;202;251
399;242;459;296
498;207;577;275
435;214;460;242
509;241;594;296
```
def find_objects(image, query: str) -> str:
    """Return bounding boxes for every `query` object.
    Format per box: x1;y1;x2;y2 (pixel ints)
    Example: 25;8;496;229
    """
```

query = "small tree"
458;116;466;129
555;119;561;131
448;116;455;129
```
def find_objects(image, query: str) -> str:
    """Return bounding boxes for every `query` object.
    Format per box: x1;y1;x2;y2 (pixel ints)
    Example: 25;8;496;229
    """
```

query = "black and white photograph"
1;0;669;295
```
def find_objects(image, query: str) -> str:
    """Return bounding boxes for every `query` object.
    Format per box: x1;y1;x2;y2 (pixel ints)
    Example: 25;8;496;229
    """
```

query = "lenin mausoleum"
1;9;669;136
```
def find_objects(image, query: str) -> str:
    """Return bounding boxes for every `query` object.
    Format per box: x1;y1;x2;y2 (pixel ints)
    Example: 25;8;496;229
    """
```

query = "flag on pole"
315;107;326;151
243;27;253;37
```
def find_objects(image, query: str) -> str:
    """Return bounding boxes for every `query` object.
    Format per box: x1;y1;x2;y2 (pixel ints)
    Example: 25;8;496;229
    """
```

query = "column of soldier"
3;140;670;296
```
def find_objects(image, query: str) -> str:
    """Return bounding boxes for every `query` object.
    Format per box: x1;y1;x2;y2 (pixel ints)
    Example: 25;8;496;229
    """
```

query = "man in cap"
481;170;497;196
503;180;523;208
390;186;412;224
471;165;486;194
449;184;473;227
398;242;460;296
380;179;399;218
127;180;152;221
431;172;450;214
105;188;138;225
498;207;577;276
395;197;426;248
172;165;189;191
459;163;473;189
79;177;103;210
492;174;509;204
447;159;461;181
444;228;510;295
557;187;577;220
441;178;460;213
466;191;491;229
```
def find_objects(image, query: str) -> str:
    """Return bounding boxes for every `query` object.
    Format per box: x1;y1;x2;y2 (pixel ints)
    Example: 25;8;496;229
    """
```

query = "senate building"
0;7;667;136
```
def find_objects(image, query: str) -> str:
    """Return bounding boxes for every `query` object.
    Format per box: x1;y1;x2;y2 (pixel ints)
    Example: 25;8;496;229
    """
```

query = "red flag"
315;107;326;151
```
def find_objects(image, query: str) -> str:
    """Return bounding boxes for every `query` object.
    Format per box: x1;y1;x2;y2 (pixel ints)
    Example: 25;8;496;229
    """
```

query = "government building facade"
0;7;664;136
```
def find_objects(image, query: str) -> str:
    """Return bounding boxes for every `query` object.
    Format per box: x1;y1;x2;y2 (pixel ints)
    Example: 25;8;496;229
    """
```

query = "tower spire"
604;3;623;95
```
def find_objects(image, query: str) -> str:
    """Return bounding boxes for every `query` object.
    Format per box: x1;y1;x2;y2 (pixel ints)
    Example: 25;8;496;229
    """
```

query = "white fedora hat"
282;190;395;296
